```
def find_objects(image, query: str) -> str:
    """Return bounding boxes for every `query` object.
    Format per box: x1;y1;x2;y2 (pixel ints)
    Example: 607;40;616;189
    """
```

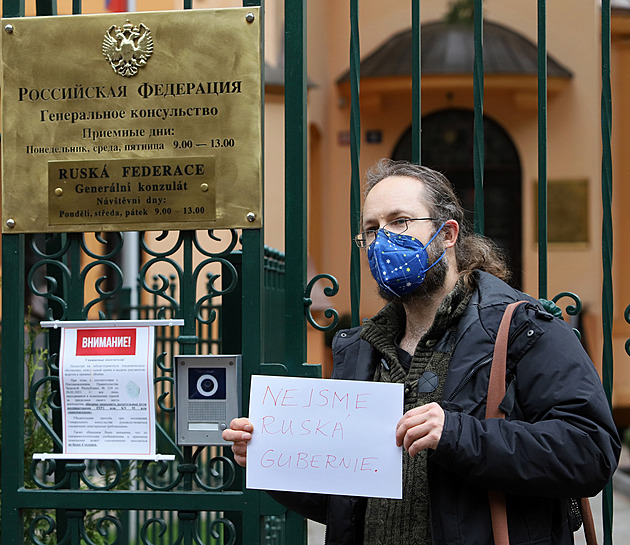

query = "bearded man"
223;159;620;545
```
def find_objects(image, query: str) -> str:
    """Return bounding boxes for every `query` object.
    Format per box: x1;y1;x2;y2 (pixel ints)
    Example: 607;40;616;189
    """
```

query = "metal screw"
4;24;13;34
55;188;63;196
245;12;255;23
180;361;185;365
200;183;209;192
6;219;15;228
246;212;256;222
229;361;234;366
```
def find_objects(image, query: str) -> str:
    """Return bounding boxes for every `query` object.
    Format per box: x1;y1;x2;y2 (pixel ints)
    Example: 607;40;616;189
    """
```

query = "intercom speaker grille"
188;401;227;421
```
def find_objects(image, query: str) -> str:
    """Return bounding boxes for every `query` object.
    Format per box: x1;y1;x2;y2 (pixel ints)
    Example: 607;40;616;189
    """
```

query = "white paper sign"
59;326;156;458
246;375;403;499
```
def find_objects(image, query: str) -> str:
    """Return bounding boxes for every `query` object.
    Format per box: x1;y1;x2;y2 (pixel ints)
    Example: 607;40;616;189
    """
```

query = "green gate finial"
538;298;564;319
444;0;476;25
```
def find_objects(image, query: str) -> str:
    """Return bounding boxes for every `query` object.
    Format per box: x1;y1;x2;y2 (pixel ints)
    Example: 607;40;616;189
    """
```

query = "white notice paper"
59;326;156;458
246;375;403;499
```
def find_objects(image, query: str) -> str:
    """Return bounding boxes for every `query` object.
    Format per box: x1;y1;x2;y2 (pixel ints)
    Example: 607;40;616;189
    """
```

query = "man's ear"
443;220;459;248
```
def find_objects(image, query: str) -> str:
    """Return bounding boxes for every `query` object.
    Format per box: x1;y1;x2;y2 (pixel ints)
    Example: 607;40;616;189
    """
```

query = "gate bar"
0;235;26;543
600;0;615;543
411;0;421;164
284;0;308;365
2;0;22;17
537;0;548;300
349;0;361;327
473;0;485;235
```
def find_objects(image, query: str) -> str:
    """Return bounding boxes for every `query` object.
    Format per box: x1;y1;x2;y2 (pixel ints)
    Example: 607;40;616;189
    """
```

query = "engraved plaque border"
1;8;262;233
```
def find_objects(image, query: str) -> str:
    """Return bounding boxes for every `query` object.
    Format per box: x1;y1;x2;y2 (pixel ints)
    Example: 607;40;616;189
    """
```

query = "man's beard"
378;238;448;303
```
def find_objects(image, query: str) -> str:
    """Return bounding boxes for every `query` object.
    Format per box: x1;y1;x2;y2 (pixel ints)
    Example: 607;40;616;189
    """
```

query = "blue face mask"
367;223;446;297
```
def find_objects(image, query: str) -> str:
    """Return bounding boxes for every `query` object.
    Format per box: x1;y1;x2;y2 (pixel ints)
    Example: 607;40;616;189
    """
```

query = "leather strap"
485;301;598;545
580;497;598;545
486;301;526;545
487;488;510;545
485;301;525;421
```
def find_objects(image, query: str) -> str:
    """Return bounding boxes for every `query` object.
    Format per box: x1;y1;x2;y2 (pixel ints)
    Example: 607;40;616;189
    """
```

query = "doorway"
392;109;523;286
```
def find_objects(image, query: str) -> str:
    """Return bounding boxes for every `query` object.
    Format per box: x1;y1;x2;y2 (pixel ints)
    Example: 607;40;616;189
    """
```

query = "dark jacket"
269;272;621;544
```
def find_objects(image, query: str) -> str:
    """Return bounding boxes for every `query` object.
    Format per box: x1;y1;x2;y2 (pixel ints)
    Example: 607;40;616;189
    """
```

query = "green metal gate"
0;0;624;544
345;0;620;543
1;230;319;544
0;0;322;543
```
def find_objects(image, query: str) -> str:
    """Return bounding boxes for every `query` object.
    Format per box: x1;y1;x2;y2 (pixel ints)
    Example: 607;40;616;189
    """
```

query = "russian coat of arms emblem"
102;22;153;77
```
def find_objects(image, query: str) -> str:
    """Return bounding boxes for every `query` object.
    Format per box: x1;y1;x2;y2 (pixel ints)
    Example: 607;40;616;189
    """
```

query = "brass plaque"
533;179;590;245
48;157;215;227
1;9;262;233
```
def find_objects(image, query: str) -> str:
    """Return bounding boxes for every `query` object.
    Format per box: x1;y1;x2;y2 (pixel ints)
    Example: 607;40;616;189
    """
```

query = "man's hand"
222;417;253;467
395;402;445;456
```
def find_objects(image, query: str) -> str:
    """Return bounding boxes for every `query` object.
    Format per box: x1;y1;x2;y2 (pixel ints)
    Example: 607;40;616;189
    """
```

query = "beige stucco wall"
611;33;630;409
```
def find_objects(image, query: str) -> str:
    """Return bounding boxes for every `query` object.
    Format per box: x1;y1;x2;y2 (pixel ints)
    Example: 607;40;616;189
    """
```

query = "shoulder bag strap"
486;301;598;545
485;301;526;545
485;301;525;420
580;497;598;545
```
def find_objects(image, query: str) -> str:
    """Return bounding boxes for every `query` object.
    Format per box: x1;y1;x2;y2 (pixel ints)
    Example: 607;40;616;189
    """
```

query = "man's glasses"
354;217;436;248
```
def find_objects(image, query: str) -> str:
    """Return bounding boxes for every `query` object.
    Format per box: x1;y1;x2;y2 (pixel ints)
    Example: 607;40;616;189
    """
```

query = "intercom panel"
174;354;241;446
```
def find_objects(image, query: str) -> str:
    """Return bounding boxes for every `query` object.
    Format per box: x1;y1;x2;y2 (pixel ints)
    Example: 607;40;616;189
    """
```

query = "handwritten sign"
246;375;403;499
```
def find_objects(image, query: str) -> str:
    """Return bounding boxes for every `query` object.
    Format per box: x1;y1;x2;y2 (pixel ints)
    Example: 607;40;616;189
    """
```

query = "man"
224;159;620;544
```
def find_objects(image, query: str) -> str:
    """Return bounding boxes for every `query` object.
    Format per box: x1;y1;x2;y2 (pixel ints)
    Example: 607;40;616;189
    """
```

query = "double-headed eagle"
103;22;153;77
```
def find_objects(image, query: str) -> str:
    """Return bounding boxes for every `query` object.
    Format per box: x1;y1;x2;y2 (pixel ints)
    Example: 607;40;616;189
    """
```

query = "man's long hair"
364;159;512;286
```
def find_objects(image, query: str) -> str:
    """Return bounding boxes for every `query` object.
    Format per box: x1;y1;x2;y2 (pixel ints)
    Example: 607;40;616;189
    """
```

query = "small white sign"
246;375;403;499
59;326;156;458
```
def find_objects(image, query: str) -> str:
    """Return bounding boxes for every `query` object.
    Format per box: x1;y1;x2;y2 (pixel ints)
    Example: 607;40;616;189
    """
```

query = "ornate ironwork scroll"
22;229;239;496
539;292;583;339
304;273;340;332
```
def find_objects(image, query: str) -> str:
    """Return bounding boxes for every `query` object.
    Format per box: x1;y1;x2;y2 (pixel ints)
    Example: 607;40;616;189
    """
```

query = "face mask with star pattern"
367;223;446;297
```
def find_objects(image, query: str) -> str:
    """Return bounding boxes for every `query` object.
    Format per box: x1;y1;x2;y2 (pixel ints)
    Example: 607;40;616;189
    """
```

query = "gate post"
1;234;26;541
